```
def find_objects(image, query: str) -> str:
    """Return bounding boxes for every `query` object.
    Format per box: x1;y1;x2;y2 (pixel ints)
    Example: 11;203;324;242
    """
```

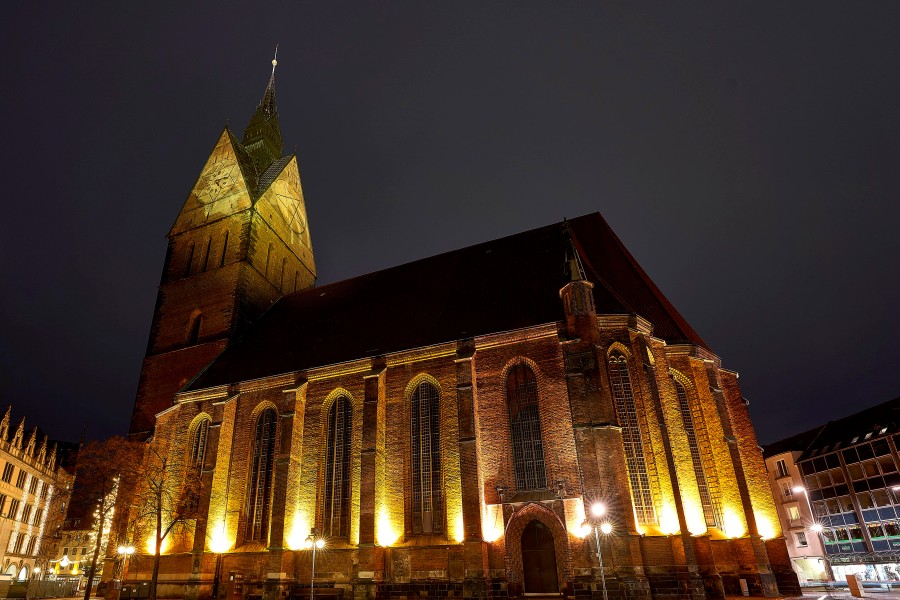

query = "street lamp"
303;529;326;600
582;502;613;600
117;544;135;583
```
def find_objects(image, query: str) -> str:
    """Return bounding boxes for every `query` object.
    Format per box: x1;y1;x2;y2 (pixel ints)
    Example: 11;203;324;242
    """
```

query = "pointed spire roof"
259;47;278;118
562;220;586;282
242;47;284;175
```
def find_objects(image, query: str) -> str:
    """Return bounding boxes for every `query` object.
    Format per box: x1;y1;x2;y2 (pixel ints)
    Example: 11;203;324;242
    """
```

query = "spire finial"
271;44;279;75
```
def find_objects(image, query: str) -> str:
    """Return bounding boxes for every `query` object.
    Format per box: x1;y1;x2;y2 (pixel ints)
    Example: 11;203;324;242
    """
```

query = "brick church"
112;62;799;600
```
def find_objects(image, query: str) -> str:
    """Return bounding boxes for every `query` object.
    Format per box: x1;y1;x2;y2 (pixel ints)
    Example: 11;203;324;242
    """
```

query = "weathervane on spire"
272;44;279;75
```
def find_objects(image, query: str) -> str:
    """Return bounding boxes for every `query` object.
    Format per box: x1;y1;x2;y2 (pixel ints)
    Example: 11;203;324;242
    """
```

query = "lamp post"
303;529;326;600
117;544;135;583
582;502;613;600
212;551;223;600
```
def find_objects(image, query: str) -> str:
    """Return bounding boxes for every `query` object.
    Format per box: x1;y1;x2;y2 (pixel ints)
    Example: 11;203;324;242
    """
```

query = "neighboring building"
110;61;799;600
765;397;900;583
0;407;73;582
46;480;118;590
763;428;831;582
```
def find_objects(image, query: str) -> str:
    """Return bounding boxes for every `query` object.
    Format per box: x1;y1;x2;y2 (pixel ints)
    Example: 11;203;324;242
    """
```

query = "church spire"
243;47;284;175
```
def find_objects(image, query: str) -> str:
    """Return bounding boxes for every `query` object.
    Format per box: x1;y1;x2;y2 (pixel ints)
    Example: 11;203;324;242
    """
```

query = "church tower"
129;56;316;436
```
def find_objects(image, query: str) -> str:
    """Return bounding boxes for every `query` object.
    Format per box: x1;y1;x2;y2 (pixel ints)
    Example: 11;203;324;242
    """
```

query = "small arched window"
410;382;443;534
247;408;277;542
507;364;547;491
189;417;210;468
608;352;655;524
323;396;352;537
673;379;719;527
187;313;203;345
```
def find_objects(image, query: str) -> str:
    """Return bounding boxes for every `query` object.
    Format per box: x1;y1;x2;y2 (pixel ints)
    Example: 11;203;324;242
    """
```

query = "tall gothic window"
323;396;352;538
608;352;656;524
673;379;719;527
411;382;443;534
507;364;547;491
190;417;210;468
247;408;277;542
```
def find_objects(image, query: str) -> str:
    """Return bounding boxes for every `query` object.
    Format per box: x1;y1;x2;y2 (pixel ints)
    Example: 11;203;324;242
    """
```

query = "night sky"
2;3;899;444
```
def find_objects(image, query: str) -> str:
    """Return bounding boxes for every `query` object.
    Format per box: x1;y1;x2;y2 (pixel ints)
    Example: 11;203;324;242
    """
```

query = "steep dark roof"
795;396;900;461
762;425;825;458
188;212;706;390
255;155;292;196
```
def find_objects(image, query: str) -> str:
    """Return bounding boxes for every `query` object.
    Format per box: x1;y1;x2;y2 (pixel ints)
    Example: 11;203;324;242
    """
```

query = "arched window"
608;352;656;524
247;408;277;542
410;382;443;534
187;313;203;345
507;364;547;491
323;396;352;537
673;379;719;527
189;417;210;468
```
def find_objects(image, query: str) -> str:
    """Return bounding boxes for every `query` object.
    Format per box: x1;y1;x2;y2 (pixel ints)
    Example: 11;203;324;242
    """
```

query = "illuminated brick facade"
113;68;798;600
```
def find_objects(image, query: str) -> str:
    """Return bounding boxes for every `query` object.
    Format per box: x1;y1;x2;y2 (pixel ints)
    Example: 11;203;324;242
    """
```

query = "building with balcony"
765;396;900;583
764;428;831;582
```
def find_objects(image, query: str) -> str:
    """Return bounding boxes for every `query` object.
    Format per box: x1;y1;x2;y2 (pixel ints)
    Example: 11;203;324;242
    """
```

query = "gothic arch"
668;368;693;389
500;356;547;390
318;391;354;538
243;402;280;543
503;359;550;493
403;373;442;400
186;309;203;345
187;412;212;466
606;341;632;358
187;411;213;434
404;374;445;535
249;400;279;421
504;502;572;590
319;387;356;413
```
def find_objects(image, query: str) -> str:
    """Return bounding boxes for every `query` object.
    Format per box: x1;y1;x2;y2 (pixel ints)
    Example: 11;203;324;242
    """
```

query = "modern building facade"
763;430;831;583
765;397;900;583
110;63;799;600
0;407;73;582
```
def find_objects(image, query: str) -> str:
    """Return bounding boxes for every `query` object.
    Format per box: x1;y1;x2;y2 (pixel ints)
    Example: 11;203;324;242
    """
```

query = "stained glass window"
507;364;547;491
411;382;443;533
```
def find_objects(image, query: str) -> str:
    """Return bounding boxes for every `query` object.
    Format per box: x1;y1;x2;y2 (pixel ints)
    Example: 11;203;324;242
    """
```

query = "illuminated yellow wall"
207;396;238;552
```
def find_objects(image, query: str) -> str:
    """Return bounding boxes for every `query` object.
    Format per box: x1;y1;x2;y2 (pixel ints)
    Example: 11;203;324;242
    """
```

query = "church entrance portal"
521;519;559;594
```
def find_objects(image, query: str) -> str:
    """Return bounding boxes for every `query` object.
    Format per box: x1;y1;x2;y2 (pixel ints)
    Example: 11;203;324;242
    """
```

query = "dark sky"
1;3;899;444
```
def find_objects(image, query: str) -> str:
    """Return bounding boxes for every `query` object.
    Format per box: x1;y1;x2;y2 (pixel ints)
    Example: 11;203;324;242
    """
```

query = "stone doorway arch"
522;520;559;593
505;502;572;594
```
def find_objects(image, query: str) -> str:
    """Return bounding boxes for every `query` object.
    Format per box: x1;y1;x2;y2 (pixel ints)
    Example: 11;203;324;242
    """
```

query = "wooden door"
521;520;559;593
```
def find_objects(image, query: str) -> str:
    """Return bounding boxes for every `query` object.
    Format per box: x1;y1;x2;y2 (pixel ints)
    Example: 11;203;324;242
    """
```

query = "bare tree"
127;443;201;600
33;478;72;579
72;437;143;600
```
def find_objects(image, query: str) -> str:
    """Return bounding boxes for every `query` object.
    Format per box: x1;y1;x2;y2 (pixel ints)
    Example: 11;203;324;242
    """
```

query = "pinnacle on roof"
562;220;586;282
242;47;284;176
